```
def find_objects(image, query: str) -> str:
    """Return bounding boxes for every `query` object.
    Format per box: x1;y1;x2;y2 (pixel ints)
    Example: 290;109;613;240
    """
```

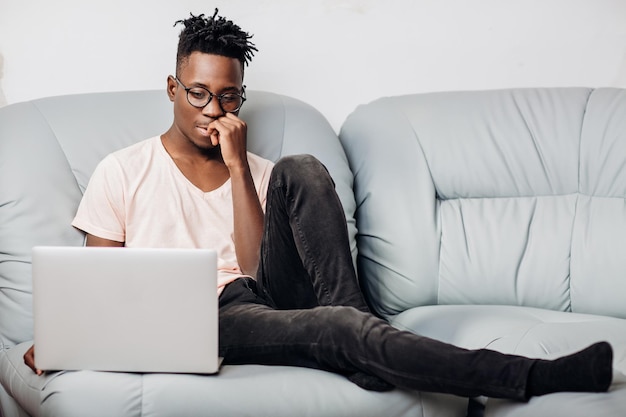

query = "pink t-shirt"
72;136;274;292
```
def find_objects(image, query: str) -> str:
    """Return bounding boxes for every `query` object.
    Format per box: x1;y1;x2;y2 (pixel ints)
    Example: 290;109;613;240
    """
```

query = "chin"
196;141;222;157
187;134;216;150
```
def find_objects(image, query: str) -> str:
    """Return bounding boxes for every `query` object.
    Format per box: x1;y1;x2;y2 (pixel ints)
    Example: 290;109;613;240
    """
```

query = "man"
25;10;613;401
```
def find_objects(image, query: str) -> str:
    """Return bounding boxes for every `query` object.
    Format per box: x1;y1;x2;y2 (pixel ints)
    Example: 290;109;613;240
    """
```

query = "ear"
166;76;177;102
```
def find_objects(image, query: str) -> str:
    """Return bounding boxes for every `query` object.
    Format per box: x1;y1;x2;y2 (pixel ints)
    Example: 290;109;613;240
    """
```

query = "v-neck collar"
155;136;231;199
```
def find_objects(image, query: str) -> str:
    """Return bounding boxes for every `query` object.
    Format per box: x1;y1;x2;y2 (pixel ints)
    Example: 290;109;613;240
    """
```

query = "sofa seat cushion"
390;305;626;416
1;342;469;417
391;304;626;361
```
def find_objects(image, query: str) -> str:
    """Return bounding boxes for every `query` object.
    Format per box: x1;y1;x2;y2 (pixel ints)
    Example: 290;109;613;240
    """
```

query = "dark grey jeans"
218;154;532;400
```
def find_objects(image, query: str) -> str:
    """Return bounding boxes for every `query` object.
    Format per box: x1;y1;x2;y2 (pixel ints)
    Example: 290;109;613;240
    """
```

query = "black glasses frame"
174;77;246;113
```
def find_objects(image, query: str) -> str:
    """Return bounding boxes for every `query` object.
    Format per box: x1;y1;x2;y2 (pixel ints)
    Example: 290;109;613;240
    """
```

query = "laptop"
32;246;222;374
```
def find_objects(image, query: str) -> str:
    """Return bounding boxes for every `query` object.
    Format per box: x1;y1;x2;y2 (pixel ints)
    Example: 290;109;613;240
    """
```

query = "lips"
196;125;211;137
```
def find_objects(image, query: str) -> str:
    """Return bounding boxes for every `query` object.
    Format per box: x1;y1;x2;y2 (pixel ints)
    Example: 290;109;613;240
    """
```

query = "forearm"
230;164;264;277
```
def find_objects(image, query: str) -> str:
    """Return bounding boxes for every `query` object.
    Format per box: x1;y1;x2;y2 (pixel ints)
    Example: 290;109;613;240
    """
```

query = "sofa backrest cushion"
339;87;626;318
0;90;355;347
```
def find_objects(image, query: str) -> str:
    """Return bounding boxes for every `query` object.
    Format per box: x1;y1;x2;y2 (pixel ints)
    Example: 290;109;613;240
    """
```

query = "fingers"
211;113;246;136
23;345;43;375
209;113;248;167
209;128;220;147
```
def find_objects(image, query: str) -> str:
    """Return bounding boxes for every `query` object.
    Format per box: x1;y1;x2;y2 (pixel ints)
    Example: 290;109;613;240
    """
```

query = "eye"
220;94;239;103
189;89;208;99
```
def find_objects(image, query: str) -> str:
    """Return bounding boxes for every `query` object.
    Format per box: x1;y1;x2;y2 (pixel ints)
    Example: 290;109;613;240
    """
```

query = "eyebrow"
189;82;241;93
219;86;242;93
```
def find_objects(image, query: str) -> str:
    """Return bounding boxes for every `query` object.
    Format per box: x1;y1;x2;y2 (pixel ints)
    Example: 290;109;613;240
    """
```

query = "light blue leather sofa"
0;90;464;417
338;87;626;417
2;87;626;417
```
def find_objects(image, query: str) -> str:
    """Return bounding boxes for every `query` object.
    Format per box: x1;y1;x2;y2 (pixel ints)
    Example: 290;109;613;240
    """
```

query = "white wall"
1;0;625;131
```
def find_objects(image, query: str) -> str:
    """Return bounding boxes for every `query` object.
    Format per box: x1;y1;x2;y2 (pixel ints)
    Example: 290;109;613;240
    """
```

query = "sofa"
339;87;626;417
0;87;625;417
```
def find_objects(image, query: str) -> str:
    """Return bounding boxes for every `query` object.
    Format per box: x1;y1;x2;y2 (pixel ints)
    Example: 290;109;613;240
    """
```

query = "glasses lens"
187;88;210;107
219;94;244;112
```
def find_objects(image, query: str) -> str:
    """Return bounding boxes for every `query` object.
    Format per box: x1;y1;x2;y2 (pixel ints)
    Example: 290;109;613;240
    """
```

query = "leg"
220;284;612;399
219;289;534;400
254;154;393;390
234;156;613;398
256;155;369;312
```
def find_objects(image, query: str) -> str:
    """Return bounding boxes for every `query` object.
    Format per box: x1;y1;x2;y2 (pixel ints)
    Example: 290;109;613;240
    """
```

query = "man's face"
168;51;244;152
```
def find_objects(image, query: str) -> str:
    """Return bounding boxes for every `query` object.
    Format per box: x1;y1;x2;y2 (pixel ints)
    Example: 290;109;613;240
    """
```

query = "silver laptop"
32;246;221;374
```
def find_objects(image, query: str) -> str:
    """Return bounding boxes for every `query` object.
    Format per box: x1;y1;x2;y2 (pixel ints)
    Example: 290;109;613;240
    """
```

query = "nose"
201;96;224;118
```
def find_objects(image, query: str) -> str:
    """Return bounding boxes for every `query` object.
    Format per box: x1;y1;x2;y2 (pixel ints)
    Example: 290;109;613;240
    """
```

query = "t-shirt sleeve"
71;155;126;242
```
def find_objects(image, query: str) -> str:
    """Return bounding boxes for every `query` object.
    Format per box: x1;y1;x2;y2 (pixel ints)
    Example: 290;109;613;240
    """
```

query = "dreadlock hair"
174;9;257;77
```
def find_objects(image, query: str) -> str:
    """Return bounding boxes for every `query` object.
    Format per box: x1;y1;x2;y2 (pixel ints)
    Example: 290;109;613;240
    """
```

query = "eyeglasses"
174;77;246;113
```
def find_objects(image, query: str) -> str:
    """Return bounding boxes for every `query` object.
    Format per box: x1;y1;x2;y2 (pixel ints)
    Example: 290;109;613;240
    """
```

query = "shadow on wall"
0;52;6;107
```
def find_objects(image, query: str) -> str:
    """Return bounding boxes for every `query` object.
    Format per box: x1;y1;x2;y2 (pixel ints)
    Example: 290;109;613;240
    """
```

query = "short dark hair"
174;9;257;76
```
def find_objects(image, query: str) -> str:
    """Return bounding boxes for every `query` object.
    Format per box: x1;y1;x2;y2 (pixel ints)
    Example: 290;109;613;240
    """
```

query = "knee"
324;306;374;339
274;154;327;176
272;154;335;189
319;307;392;360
